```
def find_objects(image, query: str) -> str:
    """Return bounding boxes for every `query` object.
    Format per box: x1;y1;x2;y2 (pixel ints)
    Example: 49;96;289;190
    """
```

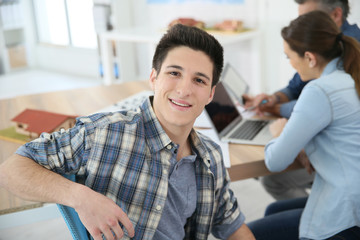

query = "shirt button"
163;169;168;175
156;205;162;211
166;145;172;150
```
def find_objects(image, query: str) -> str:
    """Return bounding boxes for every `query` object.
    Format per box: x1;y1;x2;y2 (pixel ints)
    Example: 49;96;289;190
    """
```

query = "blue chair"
57;174;90;240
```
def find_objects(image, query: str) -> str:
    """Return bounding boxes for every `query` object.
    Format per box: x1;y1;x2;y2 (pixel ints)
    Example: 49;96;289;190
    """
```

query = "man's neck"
165;125;193;161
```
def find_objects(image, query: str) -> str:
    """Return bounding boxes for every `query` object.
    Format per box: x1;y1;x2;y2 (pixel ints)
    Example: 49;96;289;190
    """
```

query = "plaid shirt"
17;98;242;239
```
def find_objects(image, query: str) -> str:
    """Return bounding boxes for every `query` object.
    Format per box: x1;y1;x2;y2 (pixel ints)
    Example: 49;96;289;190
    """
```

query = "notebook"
204;65;273;146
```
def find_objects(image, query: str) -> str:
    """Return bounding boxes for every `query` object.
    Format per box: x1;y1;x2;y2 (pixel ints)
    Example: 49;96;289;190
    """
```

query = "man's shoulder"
343;20;360;42
76;109;143;129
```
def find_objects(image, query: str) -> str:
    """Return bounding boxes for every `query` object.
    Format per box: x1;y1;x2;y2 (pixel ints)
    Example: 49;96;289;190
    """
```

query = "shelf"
2;24;23;31
0;1;26;73
99;27;261;85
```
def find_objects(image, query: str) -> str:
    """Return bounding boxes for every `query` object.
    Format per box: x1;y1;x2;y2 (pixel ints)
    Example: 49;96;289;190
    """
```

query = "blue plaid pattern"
17;98;242;239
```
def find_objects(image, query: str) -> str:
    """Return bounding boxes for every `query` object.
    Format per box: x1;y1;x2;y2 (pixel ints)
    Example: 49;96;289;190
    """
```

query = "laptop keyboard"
230;120;268;140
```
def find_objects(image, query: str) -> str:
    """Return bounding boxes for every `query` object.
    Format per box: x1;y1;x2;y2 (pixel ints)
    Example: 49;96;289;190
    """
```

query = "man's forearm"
0;154;82;208
273;91;289;104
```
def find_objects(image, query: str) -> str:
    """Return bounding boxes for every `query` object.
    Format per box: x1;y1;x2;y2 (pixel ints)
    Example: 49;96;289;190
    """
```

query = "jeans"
248;197;360;240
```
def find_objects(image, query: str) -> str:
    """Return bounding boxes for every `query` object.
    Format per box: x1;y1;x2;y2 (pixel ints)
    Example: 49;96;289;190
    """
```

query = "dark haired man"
0;24;255;240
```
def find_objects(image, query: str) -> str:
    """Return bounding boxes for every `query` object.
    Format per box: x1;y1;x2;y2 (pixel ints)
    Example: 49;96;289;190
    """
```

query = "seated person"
0;24;255;240
248;11;360;239
247;0;360;201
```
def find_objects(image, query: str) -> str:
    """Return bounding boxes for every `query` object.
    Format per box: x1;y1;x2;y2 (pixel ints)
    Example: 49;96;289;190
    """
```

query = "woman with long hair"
248;10;360;240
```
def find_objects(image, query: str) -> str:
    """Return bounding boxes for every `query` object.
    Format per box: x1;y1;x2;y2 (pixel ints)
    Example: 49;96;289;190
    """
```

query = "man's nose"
176;78;193;96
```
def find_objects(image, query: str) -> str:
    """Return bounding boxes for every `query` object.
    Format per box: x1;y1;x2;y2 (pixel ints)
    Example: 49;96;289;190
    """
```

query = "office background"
0;0;360;239
1;0;359;96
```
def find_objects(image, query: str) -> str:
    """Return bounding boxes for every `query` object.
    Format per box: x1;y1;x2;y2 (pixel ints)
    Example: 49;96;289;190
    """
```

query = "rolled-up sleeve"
211;166;245;239
16;119;95;174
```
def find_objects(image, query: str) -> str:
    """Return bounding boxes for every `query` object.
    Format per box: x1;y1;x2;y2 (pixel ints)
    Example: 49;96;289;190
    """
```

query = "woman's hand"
269;118;288;137
296;149;315;175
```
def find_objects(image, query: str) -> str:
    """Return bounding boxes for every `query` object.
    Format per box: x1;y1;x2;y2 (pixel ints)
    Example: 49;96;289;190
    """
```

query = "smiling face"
149;46;215;132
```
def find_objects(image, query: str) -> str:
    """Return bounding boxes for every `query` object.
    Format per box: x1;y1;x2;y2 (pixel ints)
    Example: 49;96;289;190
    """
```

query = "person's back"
253;0;360;201
248;10;360;239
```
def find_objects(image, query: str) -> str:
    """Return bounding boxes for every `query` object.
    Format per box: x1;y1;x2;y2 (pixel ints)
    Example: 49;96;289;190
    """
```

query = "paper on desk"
236;105;256;119
197;128;230;168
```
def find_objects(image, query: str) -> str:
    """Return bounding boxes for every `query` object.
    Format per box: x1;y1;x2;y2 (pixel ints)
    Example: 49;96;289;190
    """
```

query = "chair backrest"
57;174;90;240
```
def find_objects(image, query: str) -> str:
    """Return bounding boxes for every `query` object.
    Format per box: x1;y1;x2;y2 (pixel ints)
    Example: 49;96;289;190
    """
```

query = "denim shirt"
265;58;360;239
16;97;244;240
278;20;360;118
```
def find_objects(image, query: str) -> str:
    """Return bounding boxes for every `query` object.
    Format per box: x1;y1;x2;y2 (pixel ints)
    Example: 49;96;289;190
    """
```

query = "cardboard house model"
11;109;78;139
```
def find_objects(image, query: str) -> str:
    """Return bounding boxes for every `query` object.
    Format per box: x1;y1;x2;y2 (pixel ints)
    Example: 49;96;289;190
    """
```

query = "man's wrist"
272;94;281;104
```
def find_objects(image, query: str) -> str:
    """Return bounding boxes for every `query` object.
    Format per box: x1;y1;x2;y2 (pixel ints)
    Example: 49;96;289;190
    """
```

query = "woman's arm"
265;85;332;172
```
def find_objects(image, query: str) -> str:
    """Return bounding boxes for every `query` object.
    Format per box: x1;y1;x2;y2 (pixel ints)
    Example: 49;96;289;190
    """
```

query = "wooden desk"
0;81;301;213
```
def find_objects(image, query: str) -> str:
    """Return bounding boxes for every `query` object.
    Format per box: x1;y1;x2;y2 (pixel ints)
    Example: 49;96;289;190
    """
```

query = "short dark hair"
152;24;224;87
295;0;349;20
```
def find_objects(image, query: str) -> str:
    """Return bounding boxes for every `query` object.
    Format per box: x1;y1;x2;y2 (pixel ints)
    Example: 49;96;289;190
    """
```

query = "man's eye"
195;78;206;84
170;71;179;76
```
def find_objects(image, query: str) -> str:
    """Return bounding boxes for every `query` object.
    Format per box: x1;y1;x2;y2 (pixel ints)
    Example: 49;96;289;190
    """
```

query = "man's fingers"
118;210;135;237
89;228;103;240
102;227;115;240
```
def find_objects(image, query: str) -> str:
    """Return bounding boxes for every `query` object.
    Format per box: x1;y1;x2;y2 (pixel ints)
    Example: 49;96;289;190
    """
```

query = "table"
0;81;301;214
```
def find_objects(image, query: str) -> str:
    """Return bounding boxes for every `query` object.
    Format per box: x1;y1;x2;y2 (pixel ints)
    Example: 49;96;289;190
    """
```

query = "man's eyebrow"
166;65;211;81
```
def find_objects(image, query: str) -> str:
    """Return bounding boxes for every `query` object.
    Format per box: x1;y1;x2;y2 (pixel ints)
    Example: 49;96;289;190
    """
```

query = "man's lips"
169;98;192;107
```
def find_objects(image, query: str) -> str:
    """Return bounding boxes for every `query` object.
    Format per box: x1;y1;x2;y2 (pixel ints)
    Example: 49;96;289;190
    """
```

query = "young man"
245;0;360;201
0;24;255;240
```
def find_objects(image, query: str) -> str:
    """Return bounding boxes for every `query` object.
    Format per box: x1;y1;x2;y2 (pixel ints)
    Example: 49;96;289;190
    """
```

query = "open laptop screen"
222;63;249;105
205;82;240;133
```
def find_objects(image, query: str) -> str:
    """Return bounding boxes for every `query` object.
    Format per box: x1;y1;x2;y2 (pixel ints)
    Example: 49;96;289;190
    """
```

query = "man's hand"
296;149;315;175
74;185;135;240
242;93;278;116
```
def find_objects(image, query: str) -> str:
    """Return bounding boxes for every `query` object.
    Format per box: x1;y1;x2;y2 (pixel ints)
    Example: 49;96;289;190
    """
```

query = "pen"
245;99;268;111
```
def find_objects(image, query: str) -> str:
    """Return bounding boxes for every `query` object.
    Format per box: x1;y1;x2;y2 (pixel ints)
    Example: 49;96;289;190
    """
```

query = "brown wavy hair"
282;10;360;96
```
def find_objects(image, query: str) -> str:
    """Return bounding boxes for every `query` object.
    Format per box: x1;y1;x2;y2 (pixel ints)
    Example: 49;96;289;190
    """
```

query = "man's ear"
207;85;216;105
330;6;343;27
149;68;157;91
305;51;316;68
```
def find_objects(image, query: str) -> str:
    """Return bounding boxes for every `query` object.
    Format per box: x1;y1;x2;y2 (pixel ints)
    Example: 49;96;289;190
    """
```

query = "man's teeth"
171;99;190;107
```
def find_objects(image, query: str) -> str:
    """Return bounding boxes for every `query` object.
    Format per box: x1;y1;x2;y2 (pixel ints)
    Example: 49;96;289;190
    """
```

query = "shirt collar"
140;96;172;153
321;57;342;78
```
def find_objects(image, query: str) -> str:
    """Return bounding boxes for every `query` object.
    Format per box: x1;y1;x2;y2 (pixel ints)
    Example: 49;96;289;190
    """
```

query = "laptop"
204;65;273;146
221;63;249;105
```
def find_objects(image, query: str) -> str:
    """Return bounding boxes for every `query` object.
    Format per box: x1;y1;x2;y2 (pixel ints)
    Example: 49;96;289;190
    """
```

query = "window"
33;0;97;48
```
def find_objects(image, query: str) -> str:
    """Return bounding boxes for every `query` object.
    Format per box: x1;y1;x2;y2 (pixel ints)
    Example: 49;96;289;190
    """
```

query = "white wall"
112;0;264;91
20;0;360;85
22;0;99;78
260;0;298;94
